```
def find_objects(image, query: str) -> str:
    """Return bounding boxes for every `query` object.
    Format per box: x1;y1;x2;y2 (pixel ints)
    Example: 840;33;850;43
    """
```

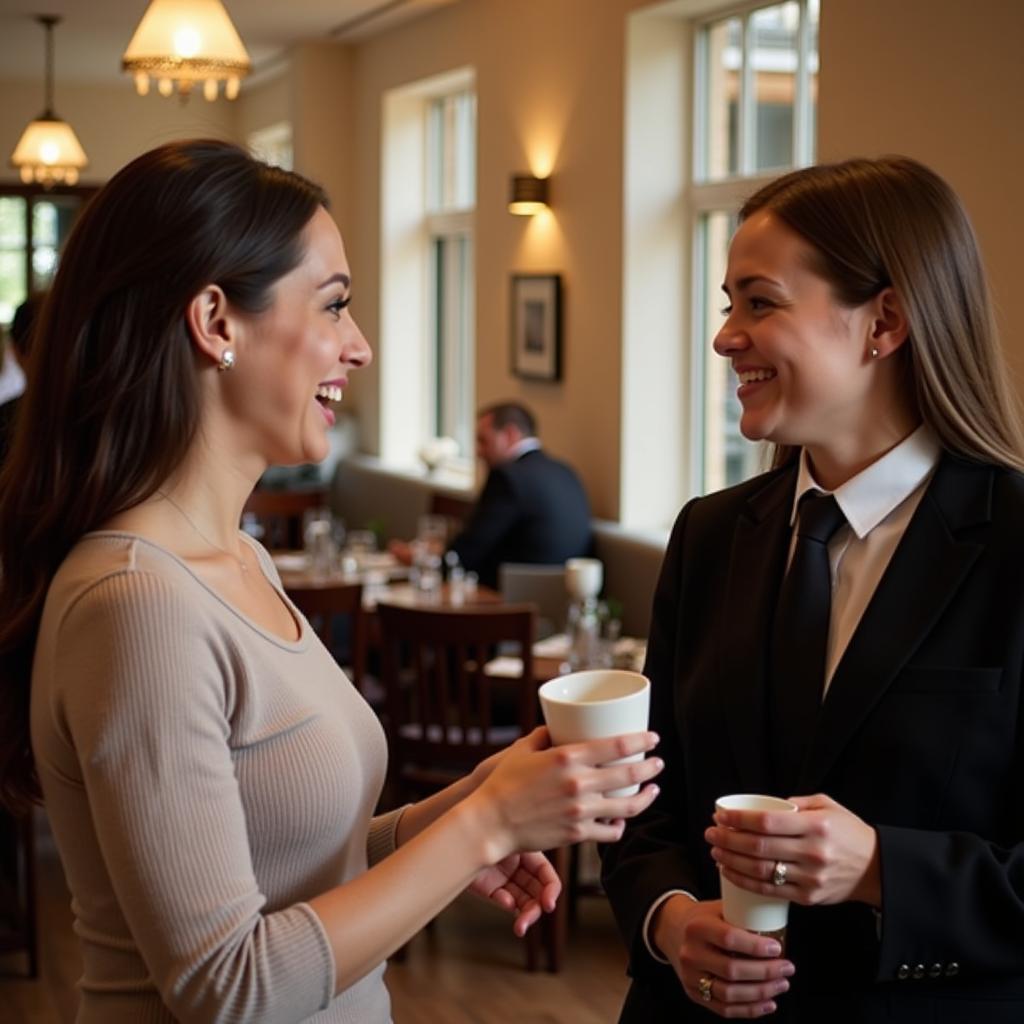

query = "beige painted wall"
288;43;356;241
233;71;291;144
344;0;1024;519
347;0;641;518
0;80;237;185
3;0;1021;519
818;0;1024;394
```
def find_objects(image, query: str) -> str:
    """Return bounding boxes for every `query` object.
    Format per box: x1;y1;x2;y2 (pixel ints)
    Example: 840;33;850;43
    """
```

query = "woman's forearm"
393;766;487;847
309;793;503;995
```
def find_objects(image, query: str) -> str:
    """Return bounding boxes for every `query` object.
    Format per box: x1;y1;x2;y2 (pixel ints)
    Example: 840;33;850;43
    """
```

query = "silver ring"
698;974;713;1002
771;860;788;887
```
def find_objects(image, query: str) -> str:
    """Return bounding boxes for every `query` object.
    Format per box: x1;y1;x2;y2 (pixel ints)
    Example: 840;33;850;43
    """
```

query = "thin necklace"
158;490;249;574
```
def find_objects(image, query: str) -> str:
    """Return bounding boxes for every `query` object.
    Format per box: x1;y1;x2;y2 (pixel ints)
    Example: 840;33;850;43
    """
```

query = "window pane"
433;233;474;454
427;92;476;213
701;16;741;180
0;250;27;327
806;0;820;158
32;200;58;246
750;2;799;172
697;210;761;493
452;92;476;209
0;197;26;248
32;246;58;290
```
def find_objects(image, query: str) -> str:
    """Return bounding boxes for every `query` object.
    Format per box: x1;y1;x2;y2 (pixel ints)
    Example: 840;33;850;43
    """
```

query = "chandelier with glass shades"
122;0;251;101
9;15;89;187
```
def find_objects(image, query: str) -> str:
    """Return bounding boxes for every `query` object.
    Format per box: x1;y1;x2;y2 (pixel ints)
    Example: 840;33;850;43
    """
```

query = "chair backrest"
243;488;327;549
288;582;366;695
428;491;475;537
376;602;536;793
498;563;568;640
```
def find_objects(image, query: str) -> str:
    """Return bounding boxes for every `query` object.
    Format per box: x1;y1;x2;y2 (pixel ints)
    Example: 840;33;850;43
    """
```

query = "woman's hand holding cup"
467;726;662;863
652;895;794;1018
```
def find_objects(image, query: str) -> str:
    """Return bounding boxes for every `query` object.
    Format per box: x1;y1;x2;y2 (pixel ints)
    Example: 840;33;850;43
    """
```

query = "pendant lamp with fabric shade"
9;15;89;188
122;0;251;102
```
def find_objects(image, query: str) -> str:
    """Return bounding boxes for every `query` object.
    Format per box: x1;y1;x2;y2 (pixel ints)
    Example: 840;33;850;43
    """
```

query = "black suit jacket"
449;448;591;588
602;453;1024;1023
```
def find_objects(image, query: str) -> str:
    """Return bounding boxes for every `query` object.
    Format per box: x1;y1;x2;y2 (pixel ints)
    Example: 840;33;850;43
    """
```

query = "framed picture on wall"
510;273;562;381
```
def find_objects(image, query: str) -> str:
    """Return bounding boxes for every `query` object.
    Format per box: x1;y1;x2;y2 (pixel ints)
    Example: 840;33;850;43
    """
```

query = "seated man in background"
394;402;592;588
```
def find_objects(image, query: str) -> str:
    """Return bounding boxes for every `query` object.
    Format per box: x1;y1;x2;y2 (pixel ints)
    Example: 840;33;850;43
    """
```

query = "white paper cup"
714;794;798;939
538;669;650;796
565;557;603;602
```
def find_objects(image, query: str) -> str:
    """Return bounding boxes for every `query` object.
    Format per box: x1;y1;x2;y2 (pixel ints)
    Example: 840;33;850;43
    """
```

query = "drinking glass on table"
303;507;338;578
415;514;448;553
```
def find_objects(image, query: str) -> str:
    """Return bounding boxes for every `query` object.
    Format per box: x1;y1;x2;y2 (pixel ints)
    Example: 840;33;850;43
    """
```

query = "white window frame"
690;0;818;495
380;69;476;483
621;0;817;529
425;90;476;461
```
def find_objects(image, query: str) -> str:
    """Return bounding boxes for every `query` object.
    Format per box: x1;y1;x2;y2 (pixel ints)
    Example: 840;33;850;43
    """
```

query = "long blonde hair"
739;157;1024;472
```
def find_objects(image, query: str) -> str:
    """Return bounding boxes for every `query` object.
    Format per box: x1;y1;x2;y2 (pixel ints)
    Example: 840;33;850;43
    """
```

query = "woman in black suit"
601;156;1024;1022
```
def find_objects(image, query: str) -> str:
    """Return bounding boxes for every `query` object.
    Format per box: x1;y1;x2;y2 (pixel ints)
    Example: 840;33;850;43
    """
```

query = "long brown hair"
737;157;1024;472
0;140;327;812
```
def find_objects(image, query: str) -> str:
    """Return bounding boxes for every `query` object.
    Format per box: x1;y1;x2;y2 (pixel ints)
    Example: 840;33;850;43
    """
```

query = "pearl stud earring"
870;347;879;359
217;349;235;371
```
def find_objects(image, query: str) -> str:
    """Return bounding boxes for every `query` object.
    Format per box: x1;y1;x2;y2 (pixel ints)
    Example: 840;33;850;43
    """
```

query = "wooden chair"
428;491;475;539
288;583;368;700
376;601;568;972
243;488;327;550
0;807;38;978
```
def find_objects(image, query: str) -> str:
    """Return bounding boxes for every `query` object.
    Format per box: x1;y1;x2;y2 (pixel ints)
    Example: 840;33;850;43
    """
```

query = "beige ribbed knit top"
31;532;403;1023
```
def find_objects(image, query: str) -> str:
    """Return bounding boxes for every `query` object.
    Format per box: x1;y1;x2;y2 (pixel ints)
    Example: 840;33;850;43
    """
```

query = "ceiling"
0;0;455;84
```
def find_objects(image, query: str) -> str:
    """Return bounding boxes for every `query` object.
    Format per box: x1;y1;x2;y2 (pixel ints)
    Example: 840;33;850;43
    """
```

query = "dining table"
271;550;645;682
271;549;504;611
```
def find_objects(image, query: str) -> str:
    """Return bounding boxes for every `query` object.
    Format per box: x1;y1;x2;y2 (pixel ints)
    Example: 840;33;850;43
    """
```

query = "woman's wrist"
456;788;513;867
853;828;883;908
651;893;697;960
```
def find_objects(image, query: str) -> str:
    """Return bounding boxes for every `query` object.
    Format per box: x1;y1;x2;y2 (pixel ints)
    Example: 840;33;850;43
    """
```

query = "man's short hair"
479;401;536;438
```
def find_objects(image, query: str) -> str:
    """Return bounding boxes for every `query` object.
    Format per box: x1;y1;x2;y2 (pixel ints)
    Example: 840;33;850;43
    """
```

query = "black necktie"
769;491;847;795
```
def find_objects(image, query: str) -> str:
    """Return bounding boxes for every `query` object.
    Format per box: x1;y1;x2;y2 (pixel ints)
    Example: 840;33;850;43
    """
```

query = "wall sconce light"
508;174;549;215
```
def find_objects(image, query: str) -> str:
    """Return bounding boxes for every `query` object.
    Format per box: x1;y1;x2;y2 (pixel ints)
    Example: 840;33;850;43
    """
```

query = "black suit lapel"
799;455;991;791
720;467;796;793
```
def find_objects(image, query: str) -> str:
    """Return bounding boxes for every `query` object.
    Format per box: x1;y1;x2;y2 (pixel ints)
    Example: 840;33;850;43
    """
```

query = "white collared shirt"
507;436;541;460
790;423;941;694
641;424;941;961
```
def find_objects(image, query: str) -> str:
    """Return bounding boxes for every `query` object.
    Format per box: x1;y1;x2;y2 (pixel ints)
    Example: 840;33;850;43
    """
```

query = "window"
621;0;819;529
0;188;89;327
426;91;476;455
380;70;476;477
693;0;819;493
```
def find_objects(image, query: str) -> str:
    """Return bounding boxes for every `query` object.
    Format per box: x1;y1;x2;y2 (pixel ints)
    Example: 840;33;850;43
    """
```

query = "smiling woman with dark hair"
0;140;662;1023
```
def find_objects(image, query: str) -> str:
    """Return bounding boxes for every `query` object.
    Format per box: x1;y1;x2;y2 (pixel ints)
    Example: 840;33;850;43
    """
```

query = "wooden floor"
0;815;631;1023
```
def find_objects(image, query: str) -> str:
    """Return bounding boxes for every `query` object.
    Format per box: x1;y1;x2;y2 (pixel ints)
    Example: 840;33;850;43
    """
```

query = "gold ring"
698;974;714;1002
771;860;788;886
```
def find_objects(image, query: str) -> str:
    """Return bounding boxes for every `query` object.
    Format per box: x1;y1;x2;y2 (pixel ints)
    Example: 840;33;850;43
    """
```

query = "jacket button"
928;963;942;978
897;964;910;980
912;964;925;979
945;962;959;977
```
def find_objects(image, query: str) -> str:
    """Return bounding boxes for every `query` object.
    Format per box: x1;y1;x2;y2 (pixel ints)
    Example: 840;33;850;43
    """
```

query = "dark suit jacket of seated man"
449;404;592;589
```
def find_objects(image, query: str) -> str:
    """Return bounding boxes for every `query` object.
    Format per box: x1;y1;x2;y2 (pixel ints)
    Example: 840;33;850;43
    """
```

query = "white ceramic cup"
565;557;603;603
538;669;650;796
714;794;799;937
